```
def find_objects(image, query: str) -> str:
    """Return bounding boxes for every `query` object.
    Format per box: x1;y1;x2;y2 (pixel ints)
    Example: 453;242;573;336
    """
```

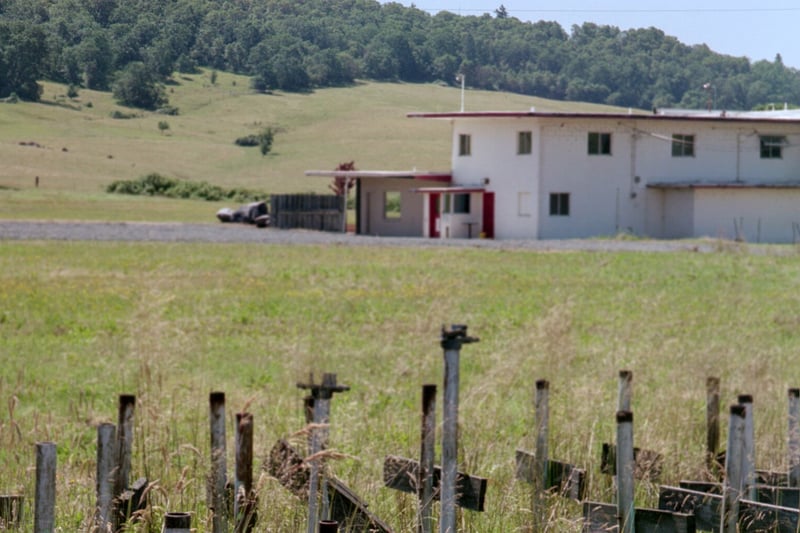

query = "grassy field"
0;72;624;222
2;240;800;531
3;75;799;530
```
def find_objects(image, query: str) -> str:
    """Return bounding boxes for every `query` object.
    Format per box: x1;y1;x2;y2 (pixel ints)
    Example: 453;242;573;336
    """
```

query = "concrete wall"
358;178;425;237
451;119;539;239
693;188;800;243
447;114;800;242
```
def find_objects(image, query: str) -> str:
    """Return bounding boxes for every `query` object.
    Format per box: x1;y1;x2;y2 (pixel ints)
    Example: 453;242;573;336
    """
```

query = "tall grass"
2;241;800;530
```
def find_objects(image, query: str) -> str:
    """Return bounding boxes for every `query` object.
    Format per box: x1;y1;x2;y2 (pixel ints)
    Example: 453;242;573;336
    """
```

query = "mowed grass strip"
2;241;800;530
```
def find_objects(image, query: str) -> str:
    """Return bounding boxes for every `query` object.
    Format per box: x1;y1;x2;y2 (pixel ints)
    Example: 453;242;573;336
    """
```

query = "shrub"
259;127;275;156
110;110;137;119
156;106;179;115
234;135;259;147
105;175;268;202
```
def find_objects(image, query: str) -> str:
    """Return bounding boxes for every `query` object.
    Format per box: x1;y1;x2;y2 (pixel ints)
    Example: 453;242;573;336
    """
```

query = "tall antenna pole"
457;74;465;112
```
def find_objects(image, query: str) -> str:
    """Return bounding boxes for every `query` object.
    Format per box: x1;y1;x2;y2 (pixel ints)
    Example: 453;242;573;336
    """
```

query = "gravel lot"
0;220;732;253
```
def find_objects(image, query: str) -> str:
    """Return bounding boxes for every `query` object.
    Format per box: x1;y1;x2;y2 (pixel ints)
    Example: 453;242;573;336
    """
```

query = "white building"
309;108;800;243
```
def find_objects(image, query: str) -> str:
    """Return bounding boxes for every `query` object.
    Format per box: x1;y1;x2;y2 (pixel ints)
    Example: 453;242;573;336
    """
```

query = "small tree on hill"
258;127;275;156
329;161;356;196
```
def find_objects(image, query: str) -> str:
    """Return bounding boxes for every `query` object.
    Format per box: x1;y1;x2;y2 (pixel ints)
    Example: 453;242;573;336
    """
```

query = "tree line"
1;0;798;111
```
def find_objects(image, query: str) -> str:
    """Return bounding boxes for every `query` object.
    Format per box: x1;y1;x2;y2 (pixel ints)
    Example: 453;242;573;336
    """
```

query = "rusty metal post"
706;377;720;474
95;422;116;530
532;379;549;531
419;384;437;533
738;394;755;501
115;395;136;498
618;370;632;412
297;373;349;533
162;511;191;532
440;325;478;533
790;388;800;487
234;412;254;533
209;392;228;533
34;442;56;533
616;412;634;533
721;404;746;533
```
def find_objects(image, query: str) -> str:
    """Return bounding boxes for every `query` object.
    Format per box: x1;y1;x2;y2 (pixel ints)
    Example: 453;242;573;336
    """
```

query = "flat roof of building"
649;180;800;189
407;108;800;125
304;170;451;181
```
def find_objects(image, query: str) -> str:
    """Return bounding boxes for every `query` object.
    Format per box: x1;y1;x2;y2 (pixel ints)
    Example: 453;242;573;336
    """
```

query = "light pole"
456;74;465;112
703;82;716;111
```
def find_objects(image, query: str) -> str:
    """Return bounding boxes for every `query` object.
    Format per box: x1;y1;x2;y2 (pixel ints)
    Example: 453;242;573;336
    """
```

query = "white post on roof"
456;74;465;112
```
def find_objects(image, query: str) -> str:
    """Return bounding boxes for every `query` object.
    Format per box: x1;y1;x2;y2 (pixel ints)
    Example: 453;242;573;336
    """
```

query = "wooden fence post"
440;325;478;533
95;422;116;530
532;379;549;531
419;384;436;533
115;394;136;498
721;404;746;533
234;412;255;533
162;511;191;532
0;495;24;529
789;388;800;488
738;394;755;500
297;373;350;533
616;412;634;533
706;377;720;475
34;441;56;533
618;370;633;412
209;392;228;533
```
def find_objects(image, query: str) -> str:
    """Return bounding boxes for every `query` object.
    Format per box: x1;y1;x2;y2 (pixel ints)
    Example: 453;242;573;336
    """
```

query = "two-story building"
308;108;800;243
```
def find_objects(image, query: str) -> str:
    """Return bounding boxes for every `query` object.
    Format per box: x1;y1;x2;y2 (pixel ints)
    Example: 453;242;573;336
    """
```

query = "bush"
105;174;268;202
156;106;179;115
234;135;259;147
110;110;137;119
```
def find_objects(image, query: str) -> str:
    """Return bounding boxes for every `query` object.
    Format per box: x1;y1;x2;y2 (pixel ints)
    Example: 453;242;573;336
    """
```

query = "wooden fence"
12;331;800;532
270;194;344;232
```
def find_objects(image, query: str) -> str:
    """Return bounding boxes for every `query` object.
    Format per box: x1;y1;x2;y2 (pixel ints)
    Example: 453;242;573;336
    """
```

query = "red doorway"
482;192;495;238
428;193;441;238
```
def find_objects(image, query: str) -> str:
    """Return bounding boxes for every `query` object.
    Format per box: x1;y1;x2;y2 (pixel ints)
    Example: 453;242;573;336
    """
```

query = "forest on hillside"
1;0;798;111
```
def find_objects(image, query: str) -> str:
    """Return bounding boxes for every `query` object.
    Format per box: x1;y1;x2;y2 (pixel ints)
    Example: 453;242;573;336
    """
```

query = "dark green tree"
112;61;167;109
0;20;47;100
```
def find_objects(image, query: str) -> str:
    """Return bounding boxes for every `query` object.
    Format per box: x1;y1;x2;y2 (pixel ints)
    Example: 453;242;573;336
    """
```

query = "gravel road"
0;220;729;253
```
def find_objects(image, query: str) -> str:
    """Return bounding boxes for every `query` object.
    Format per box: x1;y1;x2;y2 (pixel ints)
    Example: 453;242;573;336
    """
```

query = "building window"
459;134;471;156
671;134;695;157
760;135;785;159
384;191;401;219
549;193;570;216
588;132;611;155
453;193;470;214
518;131;532;155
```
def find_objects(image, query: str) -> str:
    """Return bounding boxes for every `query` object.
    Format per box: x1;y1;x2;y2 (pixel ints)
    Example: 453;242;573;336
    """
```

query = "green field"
3;76;800;531
2;240;800;531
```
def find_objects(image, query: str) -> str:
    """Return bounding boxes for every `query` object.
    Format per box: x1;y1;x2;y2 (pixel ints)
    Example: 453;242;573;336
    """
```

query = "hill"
0;75;625;221
2;0;799;111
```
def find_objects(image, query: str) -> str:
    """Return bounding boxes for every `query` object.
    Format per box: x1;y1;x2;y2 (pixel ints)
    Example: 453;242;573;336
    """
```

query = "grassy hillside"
0;72;625;221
